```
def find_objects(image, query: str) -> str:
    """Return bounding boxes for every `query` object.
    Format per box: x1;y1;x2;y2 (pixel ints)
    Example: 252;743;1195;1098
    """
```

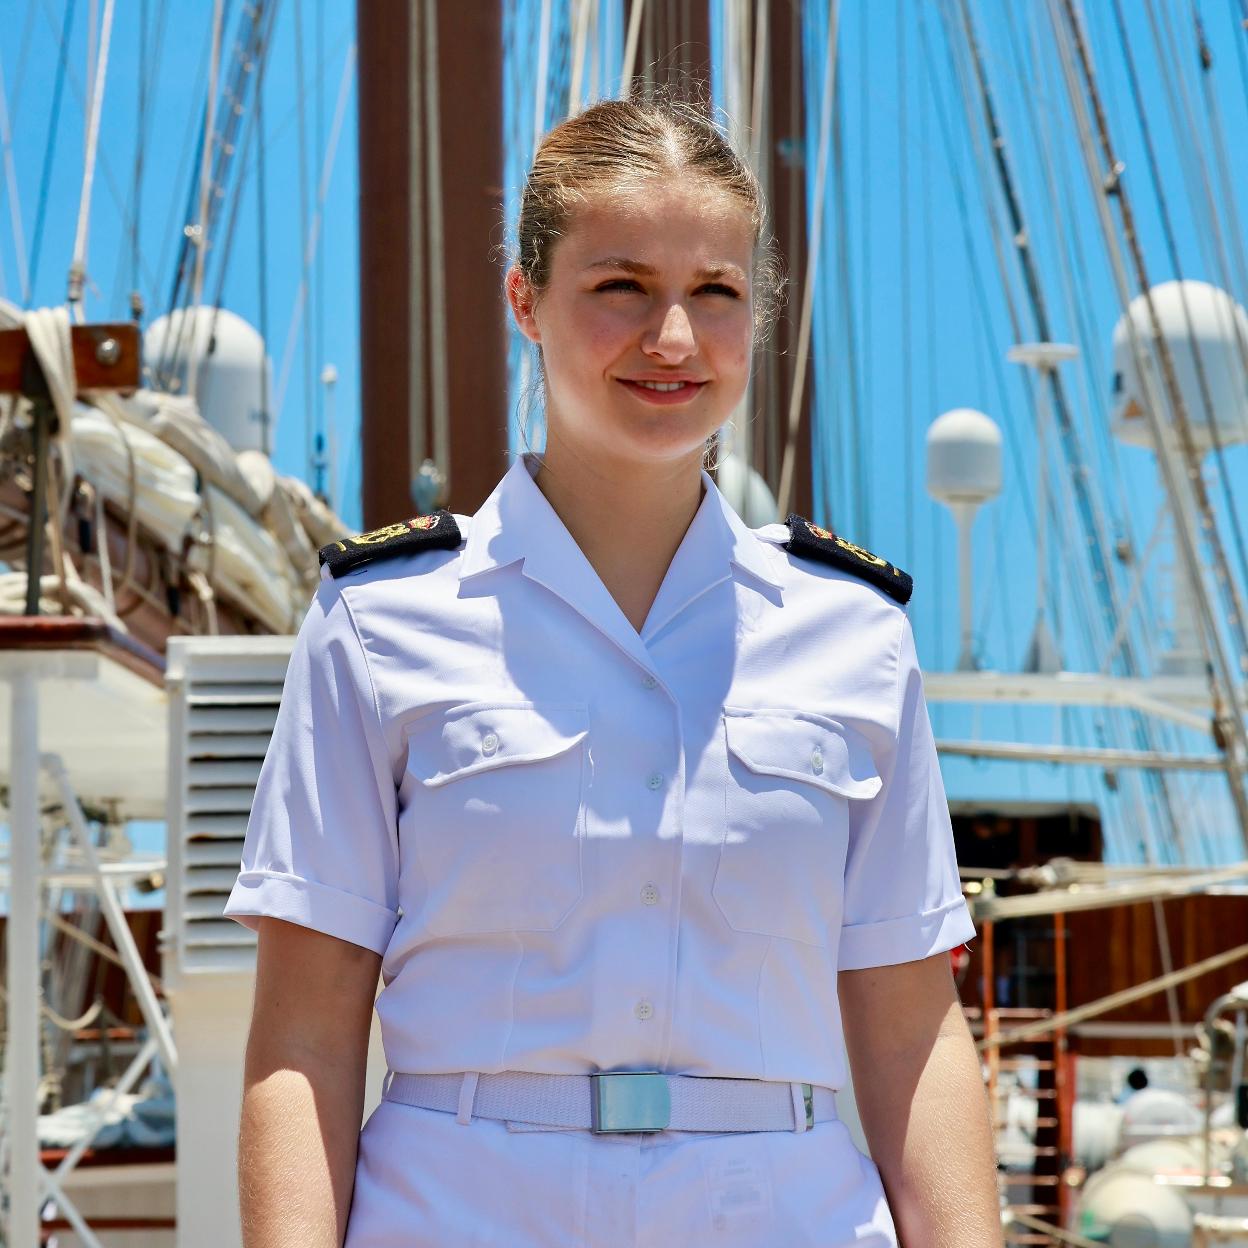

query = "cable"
897;0;913;568
68;0;115;322
26;0;76;304
775;0;839;518
0;47;31;303
1109;0;1248;657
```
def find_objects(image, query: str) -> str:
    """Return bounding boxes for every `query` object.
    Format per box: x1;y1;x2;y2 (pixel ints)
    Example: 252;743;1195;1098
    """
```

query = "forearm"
854;1012;1003;1247
238;1041;368;1248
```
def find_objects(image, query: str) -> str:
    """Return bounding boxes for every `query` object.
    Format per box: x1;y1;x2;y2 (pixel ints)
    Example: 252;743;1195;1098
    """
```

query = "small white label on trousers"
705;1155;772;1228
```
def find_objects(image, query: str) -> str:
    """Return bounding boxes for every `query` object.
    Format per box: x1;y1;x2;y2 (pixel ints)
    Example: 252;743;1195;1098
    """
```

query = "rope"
1005;1209;1103;1248
979;940;1248;1051
271;43;356;429
621;0;645;93
93;396;142;615
185;0;222;400
23;307;77;430
0;983;103;1033
69;0;114;320
775;0;839;518
0;44;30;303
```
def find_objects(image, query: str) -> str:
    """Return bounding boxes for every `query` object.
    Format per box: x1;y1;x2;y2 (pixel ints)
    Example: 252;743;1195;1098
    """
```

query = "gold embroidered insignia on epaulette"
783;515;913;605
318;510;463;578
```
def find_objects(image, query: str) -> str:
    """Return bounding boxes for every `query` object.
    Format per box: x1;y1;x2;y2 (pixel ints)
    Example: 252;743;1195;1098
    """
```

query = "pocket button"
810;746;824;775
481;732;500;757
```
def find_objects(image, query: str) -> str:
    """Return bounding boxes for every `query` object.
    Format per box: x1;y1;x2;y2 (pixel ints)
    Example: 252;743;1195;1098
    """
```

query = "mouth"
616;378;708;405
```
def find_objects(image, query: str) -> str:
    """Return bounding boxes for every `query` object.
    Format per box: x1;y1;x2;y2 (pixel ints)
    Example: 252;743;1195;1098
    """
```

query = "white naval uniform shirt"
225;452;976;1247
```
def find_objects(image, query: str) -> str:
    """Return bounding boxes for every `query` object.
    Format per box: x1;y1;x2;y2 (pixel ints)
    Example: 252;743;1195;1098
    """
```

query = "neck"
531;434;706;633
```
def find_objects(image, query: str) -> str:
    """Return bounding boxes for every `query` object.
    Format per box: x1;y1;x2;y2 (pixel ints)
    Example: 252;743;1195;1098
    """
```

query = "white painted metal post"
955;502;976;671
6;671;42;1246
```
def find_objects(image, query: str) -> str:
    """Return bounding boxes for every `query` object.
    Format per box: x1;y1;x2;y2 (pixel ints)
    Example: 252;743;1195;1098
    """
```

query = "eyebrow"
584;257;747;282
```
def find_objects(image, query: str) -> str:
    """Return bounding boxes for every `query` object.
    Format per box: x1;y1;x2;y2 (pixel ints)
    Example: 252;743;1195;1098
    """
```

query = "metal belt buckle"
590;1071;671;1133
802;1082;814;1129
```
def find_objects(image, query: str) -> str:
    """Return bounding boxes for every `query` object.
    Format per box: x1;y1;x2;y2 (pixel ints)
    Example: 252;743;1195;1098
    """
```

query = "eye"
698;282;741;298
596;278;642;292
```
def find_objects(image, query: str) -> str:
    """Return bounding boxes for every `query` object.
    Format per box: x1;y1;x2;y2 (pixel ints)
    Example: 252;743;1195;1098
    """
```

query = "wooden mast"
356;1;507;528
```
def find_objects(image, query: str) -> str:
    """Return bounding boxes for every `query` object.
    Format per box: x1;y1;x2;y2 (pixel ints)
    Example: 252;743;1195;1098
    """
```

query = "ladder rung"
998;1059;1056;1070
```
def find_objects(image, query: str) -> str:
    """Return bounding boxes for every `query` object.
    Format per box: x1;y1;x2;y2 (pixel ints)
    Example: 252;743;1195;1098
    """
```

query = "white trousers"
345;1099;899;1246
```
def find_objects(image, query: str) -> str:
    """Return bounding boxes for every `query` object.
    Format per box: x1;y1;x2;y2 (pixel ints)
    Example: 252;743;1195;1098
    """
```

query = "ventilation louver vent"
164;637;295;984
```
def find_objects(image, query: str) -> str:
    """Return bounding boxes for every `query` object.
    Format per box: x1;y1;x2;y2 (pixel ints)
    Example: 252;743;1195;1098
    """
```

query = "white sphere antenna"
144;306;274;456
926;407;1003;670
1111;280;1248;453
1109;281;1248;674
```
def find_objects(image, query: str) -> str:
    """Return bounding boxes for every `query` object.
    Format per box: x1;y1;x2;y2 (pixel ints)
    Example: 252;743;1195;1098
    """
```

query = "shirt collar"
459;453;783;656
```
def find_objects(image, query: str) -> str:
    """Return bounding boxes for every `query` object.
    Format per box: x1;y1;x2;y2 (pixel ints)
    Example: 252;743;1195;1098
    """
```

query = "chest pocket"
402;701;588;937
713;708;881;948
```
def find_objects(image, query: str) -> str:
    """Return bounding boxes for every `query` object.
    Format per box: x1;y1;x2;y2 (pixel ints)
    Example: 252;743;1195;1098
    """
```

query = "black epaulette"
318;511;463;578
784;515;912;605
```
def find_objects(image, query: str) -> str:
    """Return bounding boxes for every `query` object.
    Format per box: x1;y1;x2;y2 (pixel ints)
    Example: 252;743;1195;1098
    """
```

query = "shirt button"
811;746;824;775
481;732;500;757
640;883;660;906
634;1000;654;1021
647;773;664;791
642;674;658;690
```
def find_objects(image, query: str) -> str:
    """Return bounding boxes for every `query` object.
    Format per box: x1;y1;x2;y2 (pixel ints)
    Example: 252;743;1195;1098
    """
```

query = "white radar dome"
1117;1087;1205;1151
1111;279;1248;452
1076;1165;1193;1248
717;449;779;528
925;408;1003;506
144;306;274;455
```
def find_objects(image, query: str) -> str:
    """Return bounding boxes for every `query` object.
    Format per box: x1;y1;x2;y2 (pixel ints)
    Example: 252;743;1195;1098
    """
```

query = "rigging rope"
897;0;912;568
775;0;839;519
271;42;356;425
1109;0;1248;651
28;0;77;305
185;0;223;400
1050;0;1248;854
0;51;30;304
69;0;114;322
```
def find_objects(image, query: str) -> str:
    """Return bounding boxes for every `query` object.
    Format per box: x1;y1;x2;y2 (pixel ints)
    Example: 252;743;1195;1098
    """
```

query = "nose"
643;301;697;361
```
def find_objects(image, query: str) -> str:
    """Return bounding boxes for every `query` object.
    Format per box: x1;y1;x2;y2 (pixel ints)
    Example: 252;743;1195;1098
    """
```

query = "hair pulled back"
514;92;785;339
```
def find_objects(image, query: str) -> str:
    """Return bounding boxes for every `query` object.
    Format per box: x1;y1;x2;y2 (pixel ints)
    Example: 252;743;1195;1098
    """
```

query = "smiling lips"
617;377;708;404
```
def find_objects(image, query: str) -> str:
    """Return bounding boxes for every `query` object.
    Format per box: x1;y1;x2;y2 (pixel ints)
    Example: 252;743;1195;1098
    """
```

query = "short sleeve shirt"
224;453;976;1091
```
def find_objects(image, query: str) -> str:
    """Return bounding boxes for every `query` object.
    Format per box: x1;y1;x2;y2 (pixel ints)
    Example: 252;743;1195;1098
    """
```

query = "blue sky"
4;1;1248;869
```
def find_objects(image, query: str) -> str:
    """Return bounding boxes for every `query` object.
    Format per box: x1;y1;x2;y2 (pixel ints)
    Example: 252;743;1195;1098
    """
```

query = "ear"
505;267;542;346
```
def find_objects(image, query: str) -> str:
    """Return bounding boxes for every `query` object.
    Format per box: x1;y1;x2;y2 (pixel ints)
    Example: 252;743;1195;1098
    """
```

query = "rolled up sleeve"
838;612;976;971
224;569;401;955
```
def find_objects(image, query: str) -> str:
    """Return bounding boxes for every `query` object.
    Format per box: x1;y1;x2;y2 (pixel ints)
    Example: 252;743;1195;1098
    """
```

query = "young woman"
227;96;1002;1247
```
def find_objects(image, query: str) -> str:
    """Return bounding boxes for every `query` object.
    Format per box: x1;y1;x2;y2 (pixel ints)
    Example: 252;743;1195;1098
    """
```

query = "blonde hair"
514;92;785;337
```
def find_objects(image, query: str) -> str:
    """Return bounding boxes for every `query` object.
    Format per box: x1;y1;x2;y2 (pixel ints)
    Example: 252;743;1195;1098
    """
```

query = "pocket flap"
405;702;589;787
723;708;881;800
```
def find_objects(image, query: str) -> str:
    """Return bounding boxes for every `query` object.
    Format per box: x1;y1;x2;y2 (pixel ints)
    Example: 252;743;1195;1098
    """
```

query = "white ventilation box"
164;635;388;1248
164;636;291;985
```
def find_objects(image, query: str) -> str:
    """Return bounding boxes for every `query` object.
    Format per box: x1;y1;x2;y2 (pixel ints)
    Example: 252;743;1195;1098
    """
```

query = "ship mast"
356;1;508;525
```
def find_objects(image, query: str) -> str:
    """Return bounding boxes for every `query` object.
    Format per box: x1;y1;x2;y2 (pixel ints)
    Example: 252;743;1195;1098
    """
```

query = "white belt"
382;1070;838;1134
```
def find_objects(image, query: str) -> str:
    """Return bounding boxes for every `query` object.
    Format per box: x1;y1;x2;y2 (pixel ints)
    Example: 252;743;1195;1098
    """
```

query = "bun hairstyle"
513;91;785;340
